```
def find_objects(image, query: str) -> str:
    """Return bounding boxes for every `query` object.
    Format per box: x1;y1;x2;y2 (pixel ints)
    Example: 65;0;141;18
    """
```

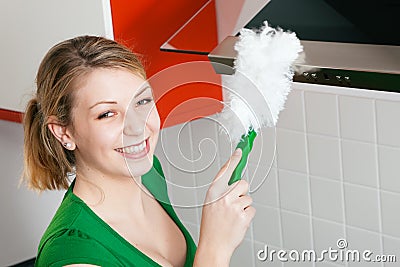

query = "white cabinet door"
0;0;113;112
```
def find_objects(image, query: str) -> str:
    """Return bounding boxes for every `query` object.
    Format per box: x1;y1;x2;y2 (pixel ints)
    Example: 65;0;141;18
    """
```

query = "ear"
47;115;76;150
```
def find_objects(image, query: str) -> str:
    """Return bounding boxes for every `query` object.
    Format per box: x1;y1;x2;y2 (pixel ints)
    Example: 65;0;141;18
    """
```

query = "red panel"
0;109;23;123
147;61;223;128
168;0;218;52
110;0;222;128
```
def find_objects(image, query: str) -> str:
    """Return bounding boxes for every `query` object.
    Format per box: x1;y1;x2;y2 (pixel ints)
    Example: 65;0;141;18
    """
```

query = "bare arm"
193;149;256;267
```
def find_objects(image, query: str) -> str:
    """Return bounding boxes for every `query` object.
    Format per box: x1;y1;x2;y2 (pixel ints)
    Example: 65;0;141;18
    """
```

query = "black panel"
294;69;400;93
245;0;400;45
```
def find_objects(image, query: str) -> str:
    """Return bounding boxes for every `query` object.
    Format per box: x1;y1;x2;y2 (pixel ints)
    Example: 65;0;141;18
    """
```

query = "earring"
64;143;72;149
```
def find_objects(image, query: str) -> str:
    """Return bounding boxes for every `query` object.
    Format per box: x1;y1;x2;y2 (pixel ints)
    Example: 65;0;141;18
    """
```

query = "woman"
22;35;255;266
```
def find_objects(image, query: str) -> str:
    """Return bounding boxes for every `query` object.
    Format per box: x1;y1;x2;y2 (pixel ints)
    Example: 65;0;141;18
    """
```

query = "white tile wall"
188;118;222;209
280;211;313;251
312;218;345;261
189;117;220;175
342;140;378;187
277;88;305;132
382;236;400;261
380;191;400;238
252;204;282;248
250;166;279;208
157;83;400;267
307;135;341;181
278;170;310;215
344;184;380;232
230;238;255;267
339;96;375;143
284;260;314;267
376;100;400;147
158;122;194;177
315;262;343;267
346;227;383;267
310;177;344;223
378;145;400;193
276;129;308;173
248;126;277;169
304;91;339;137
215;121;235;165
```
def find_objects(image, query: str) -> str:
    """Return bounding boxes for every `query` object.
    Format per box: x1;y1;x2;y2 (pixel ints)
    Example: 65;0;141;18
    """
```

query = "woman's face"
70;67;160;179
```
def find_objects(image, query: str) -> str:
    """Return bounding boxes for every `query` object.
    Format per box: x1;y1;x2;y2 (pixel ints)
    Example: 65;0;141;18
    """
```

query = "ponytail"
22;98;73;191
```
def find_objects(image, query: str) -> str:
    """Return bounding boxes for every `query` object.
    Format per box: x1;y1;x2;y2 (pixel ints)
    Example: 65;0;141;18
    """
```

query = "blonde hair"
22;35;146;191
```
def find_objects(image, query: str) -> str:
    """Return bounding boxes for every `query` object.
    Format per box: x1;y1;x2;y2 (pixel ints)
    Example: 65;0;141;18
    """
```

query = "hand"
194;149;256;266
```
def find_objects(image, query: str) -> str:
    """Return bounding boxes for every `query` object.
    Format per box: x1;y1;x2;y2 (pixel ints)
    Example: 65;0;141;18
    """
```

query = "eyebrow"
88;87;152;110
134;86;152;98
89;101;117;110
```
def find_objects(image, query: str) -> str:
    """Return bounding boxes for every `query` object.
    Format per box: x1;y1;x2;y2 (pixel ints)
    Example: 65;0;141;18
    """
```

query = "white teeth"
118;141;146;154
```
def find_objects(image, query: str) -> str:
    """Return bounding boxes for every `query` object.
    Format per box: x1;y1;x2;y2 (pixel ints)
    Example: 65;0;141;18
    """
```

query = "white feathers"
220;21;303;143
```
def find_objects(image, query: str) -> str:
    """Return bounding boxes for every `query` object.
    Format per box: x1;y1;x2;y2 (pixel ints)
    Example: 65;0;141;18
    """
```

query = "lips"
115;141;146;154
115;139;150;159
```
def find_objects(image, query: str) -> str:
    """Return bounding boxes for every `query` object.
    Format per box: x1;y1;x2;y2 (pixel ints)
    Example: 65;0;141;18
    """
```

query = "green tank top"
35;156;197;266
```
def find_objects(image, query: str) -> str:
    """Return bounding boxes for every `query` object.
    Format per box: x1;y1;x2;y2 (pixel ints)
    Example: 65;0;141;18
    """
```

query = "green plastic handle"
228;129;257;185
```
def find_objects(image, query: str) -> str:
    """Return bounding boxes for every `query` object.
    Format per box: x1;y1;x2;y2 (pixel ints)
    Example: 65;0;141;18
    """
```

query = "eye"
136;98;153;106
97;111;116;119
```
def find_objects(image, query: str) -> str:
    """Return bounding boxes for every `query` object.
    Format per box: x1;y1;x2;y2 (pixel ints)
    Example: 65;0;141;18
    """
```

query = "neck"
73;167;149;221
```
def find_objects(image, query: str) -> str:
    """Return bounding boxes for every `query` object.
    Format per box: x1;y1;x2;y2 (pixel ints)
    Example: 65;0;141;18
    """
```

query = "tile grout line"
373;99;385;263
268;166;400;197
187;122;201;227
274;128;285;264
252;200;400;241
336;94;349;267
302;90;316;267
274;144;284;267
278;125;400;151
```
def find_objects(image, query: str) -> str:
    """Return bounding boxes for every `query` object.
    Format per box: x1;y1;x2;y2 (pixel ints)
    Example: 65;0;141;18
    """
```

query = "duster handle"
228;129;257;185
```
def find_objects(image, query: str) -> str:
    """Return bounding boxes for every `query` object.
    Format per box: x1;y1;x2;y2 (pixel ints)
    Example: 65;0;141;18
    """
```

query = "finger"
213;148;242;186
228;179;249;198
210;149;243;198
244;206;256;223
236;195;253;210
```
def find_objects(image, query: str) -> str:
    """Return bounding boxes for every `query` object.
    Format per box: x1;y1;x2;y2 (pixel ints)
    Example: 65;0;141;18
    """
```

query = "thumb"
211;148;243;194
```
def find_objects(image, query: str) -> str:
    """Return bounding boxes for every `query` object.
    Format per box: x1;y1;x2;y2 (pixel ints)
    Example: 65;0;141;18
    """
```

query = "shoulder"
36;192;119;266
38;189;82;250
36;228;118;266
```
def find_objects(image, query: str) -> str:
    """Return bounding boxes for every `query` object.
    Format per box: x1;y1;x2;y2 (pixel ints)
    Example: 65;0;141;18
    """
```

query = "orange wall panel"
110;0;222;128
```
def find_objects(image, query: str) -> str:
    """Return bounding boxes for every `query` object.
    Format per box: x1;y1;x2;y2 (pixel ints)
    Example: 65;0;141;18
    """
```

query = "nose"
123;107;145;136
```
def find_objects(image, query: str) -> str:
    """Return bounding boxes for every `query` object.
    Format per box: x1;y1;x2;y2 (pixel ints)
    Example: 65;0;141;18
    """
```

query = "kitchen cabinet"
0;0;112;121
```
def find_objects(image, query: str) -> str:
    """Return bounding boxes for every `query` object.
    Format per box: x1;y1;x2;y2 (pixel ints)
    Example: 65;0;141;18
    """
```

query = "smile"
115;140;146;154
